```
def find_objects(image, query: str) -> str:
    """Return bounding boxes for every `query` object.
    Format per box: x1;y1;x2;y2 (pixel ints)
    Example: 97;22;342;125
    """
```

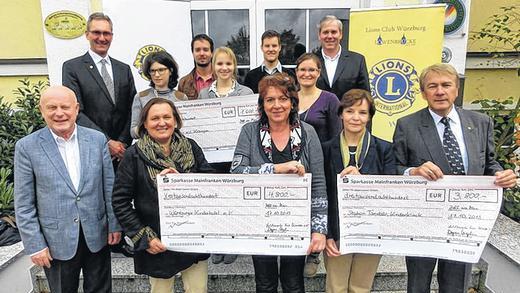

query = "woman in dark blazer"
322;89;396;293
112;98;213;293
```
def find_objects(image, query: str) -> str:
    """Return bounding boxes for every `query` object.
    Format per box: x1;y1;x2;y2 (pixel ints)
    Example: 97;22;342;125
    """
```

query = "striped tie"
100;59;115;103
440;117;465;175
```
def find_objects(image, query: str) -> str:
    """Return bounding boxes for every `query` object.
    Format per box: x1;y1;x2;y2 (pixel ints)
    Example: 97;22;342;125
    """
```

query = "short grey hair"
87;12;113;31
317;15;343;33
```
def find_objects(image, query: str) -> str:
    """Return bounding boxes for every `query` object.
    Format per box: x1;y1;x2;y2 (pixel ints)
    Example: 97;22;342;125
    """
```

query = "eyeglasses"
88;30;113;37
149;68;169;75
297;68;319;73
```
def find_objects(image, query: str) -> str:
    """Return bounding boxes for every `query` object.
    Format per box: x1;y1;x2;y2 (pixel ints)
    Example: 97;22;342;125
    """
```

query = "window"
265;8;349;65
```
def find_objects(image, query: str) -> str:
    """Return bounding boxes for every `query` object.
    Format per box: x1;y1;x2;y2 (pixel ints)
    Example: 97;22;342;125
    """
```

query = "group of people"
13;11;517;293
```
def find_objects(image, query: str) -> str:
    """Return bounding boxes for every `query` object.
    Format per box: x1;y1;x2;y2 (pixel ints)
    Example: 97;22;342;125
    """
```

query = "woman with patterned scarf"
112;98;213;293
231;73;328;293
322;89;396;293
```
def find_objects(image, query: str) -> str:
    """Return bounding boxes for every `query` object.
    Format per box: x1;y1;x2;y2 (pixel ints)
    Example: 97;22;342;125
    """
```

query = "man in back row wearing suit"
62;12;136;162
14;86;122;293
315;15;369;99
393;63;517;293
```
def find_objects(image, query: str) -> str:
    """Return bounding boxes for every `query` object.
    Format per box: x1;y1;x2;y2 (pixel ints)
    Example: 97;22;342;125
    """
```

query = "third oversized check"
338;175;502;263
157;173;311;255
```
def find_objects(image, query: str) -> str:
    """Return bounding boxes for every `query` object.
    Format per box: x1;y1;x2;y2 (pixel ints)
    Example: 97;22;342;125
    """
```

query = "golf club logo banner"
349;5;444;141
370;59;419;116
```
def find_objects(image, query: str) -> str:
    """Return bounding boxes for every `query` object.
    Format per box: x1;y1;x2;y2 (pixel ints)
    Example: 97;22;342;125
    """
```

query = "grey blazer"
393;107;502;176
14;126;121;260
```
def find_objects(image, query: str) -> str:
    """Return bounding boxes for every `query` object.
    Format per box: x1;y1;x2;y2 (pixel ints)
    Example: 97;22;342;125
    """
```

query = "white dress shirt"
321;46;342;86
261;61;282;75
88;49;113;80
50;125;81;191
428;107;469;172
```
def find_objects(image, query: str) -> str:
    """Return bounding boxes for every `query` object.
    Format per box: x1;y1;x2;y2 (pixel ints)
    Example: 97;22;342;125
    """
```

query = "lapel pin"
468;126;472;130
89;65;93;69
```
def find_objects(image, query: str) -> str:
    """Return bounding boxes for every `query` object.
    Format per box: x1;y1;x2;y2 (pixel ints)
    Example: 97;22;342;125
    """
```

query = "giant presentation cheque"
338;175;502;263
157;173;311;255
175;94;259;163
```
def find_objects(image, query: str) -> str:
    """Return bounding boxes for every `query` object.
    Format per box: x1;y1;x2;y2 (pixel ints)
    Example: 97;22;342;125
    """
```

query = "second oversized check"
157;173;312;255
338;175;502;263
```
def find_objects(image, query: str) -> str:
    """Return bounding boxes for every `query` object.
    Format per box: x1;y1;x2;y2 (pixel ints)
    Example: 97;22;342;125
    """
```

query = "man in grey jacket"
14;86;121;293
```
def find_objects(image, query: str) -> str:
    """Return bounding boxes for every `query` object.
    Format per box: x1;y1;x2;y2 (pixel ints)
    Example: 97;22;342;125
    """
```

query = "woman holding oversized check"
231;73;327;292
113;98;213;293
322;89;396;293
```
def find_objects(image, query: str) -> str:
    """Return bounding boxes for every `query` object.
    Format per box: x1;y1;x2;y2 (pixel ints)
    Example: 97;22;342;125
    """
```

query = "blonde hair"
212;47;238;80
419;63;459;91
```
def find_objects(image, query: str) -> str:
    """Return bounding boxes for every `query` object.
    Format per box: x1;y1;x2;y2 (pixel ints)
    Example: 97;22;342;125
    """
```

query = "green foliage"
0;168;14;214
0;78;48;214
469;5;520;75
472;97;520;221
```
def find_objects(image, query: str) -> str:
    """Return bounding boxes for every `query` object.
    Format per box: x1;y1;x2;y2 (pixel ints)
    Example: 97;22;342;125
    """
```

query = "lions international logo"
435;0;466;34
133;45;166;80
370;59;419;116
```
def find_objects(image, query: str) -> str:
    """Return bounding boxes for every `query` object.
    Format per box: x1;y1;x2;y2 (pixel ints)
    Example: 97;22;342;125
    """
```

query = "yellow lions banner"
349;5;445;141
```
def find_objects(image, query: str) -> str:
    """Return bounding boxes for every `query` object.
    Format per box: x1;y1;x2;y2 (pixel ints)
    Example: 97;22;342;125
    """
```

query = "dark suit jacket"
393;107;503;176
316;48;369;99
323;133;396;241
243;65;296;93
62;52;137;146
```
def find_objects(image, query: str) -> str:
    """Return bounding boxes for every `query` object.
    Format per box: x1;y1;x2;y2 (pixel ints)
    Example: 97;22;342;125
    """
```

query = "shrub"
472;97;520;221
0;78;48;215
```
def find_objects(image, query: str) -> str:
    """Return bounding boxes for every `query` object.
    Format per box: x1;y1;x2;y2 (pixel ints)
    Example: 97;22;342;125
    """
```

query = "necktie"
100;59;115;103
440;117;465;175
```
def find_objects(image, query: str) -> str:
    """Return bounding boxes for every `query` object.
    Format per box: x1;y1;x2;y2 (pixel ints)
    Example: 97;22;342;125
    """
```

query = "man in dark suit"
393;63;517;293
244;30;296;93
315;15;369;99
62;12;136;161
14;86;121;293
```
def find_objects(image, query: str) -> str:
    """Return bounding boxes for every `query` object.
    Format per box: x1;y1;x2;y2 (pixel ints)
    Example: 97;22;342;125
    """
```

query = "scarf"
136;130;195;186
340;129;371;170
259;120;303;162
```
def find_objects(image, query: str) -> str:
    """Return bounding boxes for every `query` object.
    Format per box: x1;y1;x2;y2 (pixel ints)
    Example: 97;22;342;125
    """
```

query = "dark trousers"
44;227;111;293
406;256;471;293
252;255;306;293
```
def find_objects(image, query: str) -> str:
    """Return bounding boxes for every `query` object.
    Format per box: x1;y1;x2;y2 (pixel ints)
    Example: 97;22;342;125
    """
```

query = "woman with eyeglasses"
323;89;396;293
296;53;341;143
295;53;342;277
231;73;327;292
130;51;188;138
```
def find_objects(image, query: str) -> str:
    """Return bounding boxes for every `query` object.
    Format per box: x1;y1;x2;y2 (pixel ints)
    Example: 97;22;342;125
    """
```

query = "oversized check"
175;94;259;163
337;175;502;263
157;173;312;255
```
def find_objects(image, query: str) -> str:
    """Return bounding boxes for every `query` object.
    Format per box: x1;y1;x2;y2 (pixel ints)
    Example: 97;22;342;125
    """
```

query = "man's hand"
325;239;341;257
108;232;122;245
307;232;326;255
495;169;518;188
108;140;126;160
31;247;53;268
410;161;444;180
146;238;167;255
